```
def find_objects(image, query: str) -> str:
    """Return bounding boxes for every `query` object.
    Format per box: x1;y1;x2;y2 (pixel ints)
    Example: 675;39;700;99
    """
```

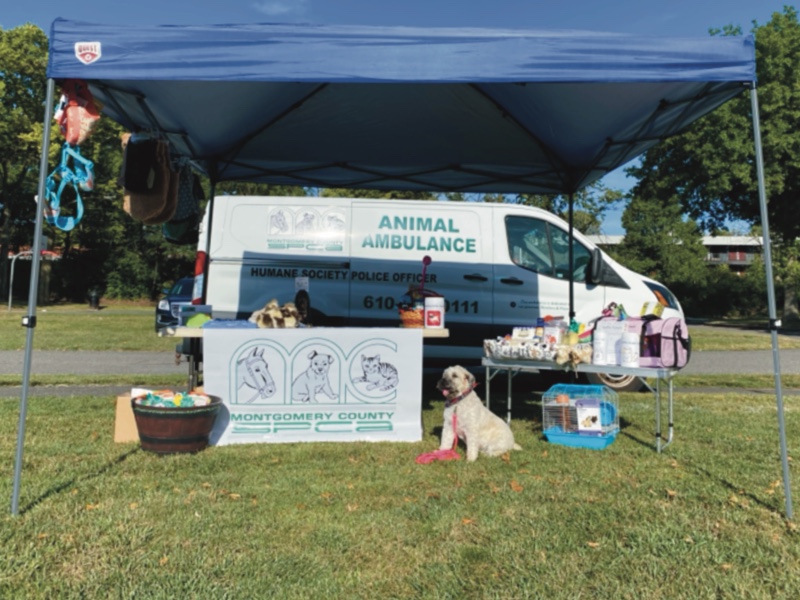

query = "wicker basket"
398;286;441;328
399;308;425;328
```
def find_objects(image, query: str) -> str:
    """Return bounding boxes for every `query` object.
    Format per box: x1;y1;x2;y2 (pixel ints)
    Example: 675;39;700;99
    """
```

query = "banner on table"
203;328;423;445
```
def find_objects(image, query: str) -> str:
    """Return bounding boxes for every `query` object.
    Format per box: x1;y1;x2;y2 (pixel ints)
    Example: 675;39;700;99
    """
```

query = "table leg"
485;364;491;409
654;376;675;453
506;368;513;423
661;377;674;451
655;376;662;453
188;337;201;390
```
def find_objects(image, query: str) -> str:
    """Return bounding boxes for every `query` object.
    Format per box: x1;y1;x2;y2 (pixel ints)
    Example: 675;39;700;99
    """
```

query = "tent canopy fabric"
47;19;756;194
16;19;791;522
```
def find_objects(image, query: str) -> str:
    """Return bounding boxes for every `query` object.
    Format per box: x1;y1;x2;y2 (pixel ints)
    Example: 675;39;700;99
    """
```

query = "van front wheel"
585;371;644;393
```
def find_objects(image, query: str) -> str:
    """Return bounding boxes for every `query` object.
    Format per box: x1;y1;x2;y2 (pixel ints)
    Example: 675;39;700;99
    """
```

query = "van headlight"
644;281;679;310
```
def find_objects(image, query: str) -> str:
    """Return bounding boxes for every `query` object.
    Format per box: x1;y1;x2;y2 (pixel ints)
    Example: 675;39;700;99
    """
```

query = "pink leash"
415;412;461;464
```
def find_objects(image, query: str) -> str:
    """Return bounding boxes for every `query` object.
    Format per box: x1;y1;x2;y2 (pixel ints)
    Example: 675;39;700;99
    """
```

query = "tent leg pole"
751;87;793;521
568;192;575;321
11;78;56;516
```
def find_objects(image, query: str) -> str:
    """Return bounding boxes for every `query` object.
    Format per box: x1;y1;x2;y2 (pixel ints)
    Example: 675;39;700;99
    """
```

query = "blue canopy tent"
13;19;791;518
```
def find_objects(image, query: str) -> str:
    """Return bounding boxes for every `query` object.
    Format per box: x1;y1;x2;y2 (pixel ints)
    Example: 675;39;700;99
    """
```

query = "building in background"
587;235;763;274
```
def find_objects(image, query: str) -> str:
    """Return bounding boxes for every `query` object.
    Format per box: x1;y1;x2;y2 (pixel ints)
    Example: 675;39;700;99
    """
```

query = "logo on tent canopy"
74;42;102;65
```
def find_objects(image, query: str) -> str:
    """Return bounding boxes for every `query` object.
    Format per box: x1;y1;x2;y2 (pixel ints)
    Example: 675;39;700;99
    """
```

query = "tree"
0;24;51;298
627;7;800;323
611;194;708;313
514;182;623;235
319;188;436;200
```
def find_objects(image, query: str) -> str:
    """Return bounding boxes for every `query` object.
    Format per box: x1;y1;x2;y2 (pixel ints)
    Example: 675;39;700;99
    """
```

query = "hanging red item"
54;79;101;146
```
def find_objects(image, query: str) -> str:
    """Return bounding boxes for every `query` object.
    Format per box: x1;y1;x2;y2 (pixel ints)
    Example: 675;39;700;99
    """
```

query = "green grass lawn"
1;388;798;597
1;306;798;595
0;304;177;352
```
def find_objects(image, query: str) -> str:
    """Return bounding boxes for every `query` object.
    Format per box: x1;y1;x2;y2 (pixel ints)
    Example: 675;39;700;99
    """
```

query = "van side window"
505;216;553;276
505;216;590;283
549;226;591;283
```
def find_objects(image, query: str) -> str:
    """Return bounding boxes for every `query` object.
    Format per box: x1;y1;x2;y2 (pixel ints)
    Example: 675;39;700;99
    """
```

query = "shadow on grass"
18;447;140;516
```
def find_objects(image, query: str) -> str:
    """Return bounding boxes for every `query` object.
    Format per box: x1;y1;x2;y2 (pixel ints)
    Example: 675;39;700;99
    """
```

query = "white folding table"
482;357;679;453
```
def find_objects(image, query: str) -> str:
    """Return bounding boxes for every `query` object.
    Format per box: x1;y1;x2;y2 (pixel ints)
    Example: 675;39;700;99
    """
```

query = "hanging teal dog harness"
43;143;94;231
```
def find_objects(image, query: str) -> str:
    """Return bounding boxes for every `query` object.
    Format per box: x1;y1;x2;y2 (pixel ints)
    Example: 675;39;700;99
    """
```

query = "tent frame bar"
750;86;792;520
11;80;793;522
11;77;56;516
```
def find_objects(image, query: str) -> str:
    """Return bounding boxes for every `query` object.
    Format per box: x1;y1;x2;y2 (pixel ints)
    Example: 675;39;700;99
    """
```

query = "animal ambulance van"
191;196;684;391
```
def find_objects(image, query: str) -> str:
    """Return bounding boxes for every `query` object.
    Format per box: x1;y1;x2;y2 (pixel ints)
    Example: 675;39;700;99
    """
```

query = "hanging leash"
43;143;94;231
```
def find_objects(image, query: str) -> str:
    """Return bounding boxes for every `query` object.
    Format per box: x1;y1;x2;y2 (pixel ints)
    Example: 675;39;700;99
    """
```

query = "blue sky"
3;1;788;233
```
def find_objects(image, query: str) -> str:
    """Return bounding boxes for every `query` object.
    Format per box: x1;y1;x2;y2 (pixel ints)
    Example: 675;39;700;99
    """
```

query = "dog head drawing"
308;350;334;375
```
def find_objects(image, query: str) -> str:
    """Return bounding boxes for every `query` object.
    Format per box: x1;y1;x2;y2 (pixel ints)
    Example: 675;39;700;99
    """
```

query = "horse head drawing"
236;347;276;402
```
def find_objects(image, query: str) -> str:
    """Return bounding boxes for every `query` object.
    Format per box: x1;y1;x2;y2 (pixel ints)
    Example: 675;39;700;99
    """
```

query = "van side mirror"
588;248;603;284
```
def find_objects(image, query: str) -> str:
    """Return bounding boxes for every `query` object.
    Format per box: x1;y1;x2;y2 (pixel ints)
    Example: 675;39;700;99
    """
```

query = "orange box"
114;394;139;443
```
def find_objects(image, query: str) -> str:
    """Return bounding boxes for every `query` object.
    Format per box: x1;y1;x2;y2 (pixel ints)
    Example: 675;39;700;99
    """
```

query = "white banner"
203;328;423;445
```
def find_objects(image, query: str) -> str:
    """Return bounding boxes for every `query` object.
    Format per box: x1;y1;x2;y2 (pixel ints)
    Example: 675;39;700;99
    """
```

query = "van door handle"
463;273;488;282
499;277;524;286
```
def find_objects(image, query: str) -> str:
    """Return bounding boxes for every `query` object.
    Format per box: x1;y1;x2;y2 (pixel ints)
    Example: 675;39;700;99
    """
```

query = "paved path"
2;348;799;376
0;348;798;398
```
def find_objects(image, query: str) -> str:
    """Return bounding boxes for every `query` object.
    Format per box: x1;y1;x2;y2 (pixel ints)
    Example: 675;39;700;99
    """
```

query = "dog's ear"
308;350;318;359
465;369;476;387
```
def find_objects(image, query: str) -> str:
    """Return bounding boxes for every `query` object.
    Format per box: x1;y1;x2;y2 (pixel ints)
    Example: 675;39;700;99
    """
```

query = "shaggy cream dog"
436;365;521;461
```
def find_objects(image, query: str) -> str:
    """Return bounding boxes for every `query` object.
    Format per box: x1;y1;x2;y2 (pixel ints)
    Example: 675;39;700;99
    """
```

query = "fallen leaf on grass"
501;452;511;463
129;502;139;510
587;541;600;549
321;492;333;500
489;484;501;494
462;518;475;525
85;503;100;511
159;556;169;566
37;533;48;539
346;504;359;512
509;480;523;493
720;563;732;571
666;489;677;500
202;482;211;488
228;493;241;500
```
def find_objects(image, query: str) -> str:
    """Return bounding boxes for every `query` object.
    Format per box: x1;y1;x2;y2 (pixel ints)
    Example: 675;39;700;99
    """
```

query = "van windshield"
505;216;590;282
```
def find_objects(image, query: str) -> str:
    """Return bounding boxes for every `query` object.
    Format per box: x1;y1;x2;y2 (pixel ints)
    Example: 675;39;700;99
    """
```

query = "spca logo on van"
74;42;102;65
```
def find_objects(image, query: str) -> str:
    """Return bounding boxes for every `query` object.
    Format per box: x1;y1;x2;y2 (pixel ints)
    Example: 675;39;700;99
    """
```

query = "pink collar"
445;383;478;408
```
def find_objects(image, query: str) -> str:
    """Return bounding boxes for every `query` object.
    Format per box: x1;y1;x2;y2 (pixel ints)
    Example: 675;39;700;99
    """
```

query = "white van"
191;196;684;390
